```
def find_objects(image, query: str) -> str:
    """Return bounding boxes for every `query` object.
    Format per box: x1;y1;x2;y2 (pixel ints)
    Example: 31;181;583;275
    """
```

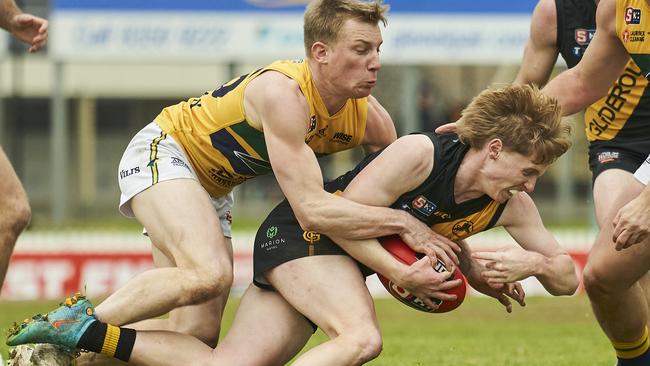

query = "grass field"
0;295;614;365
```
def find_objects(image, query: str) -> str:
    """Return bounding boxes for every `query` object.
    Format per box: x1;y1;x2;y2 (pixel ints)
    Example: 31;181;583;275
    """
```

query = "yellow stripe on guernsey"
430;200;502;240
155;59;368;197
584;59;648;141
617;1;650;78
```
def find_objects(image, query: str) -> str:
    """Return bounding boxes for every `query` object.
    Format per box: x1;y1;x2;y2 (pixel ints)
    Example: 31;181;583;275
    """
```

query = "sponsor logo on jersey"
587;64;643;137
119;166;140;179
574;28;596;46
452;220;474;237
411;195;437;217
305;124;329;144
629;30;645;42
330;131;353;144
597;151;620;164
623;29;630;43
625;8;641;25
208;168;248;188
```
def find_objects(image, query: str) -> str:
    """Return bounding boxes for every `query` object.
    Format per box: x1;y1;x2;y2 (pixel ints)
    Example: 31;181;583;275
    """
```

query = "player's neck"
453;149;486;203
307;59;349;116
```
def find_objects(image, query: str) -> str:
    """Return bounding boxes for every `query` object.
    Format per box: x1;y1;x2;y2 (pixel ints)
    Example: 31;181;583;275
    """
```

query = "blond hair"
303;0;388;55
456;84;571;165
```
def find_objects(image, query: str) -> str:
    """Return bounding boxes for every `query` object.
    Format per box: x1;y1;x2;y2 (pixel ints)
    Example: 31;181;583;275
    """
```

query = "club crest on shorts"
302;230;321;243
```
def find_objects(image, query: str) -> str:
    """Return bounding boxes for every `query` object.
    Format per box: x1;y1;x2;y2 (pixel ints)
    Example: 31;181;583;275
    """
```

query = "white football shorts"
118;122;233;238
634;154;650;186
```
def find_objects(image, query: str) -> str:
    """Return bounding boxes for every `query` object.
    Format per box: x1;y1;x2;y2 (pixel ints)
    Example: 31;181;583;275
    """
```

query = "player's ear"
310;41;329;64
487;138;503;159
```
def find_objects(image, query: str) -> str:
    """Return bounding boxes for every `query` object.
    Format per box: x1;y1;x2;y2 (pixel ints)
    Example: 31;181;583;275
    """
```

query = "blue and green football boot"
6;293;97;349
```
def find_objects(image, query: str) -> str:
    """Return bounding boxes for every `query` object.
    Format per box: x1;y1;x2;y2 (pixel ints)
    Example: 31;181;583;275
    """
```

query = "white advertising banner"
51;12;530;64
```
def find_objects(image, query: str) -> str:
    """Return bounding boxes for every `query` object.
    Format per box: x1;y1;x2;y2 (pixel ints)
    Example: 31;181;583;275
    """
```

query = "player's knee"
181;267;233;304
583;263;618;298
344;326;383;363
8;196;31;234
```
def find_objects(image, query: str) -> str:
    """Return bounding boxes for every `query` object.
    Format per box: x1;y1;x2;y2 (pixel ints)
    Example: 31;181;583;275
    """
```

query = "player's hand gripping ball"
378;235;467;313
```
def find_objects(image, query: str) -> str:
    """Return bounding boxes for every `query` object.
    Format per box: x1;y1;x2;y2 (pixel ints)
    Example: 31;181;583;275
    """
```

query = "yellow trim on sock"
613;326;650;359
100;324;121;357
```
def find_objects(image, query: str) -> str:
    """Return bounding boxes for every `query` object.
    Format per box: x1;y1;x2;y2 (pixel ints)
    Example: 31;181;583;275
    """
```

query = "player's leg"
99;282;313;365
266;255;383;366
593;168;650;315
125;240;233;346
0;147;31;287
209;284;314;365
9;282;312;365
584;171;650;363
94;178;234;326
94;122;234;326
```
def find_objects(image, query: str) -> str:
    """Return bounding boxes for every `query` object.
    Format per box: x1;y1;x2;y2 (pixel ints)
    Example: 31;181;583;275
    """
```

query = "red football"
377;235;467;313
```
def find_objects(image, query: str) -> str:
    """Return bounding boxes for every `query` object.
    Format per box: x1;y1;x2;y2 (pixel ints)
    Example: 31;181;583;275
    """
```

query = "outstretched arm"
0;0;47;53
476;193;578;296
514;0;560;86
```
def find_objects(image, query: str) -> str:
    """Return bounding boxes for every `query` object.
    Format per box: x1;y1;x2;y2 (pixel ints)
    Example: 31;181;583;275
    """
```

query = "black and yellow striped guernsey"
557;0;650;142
329;133;507;240
155;59;368;197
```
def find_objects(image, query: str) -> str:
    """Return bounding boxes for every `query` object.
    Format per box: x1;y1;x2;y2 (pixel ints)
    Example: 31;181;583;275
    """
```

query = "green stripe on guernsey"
229;121;269;161
149;131;167;185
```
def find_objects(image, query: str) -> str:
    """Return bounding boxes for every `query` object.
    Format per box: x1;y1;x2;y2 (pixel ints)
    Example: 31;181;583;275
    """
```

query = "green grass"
0;296;614;365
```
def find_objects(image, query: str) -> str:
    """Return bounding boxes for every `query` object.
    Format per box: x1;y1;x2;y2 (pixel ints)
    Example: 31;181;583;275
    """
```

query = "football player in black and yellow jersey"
33;85;578;365
520;1;650;364
435;1;650;363
4;1;467;364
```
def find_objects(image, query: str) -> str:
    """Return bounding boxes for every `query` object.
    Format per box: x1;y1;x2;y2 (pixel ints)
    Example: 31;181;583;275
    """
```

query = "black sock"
77;321;137;362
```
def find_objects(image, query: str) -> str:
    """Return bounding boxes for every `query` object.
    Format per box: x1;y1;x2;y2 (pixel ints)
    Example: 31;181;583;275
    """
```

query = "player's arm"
542;0;628;115
514;0;560;86
360;95;397;154
0;0;47;53
457;240;526;313
247;73;459;261
474;193;578;296
331;135;463;307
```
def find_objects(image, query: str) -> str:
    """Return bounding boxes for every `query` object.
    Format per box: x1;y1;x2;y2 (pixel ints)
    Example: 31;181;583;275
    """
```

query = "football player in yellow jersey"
540;1;650;365
7;85;578;366
436;1;650;364
0;0;45;290
11;1;461;363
